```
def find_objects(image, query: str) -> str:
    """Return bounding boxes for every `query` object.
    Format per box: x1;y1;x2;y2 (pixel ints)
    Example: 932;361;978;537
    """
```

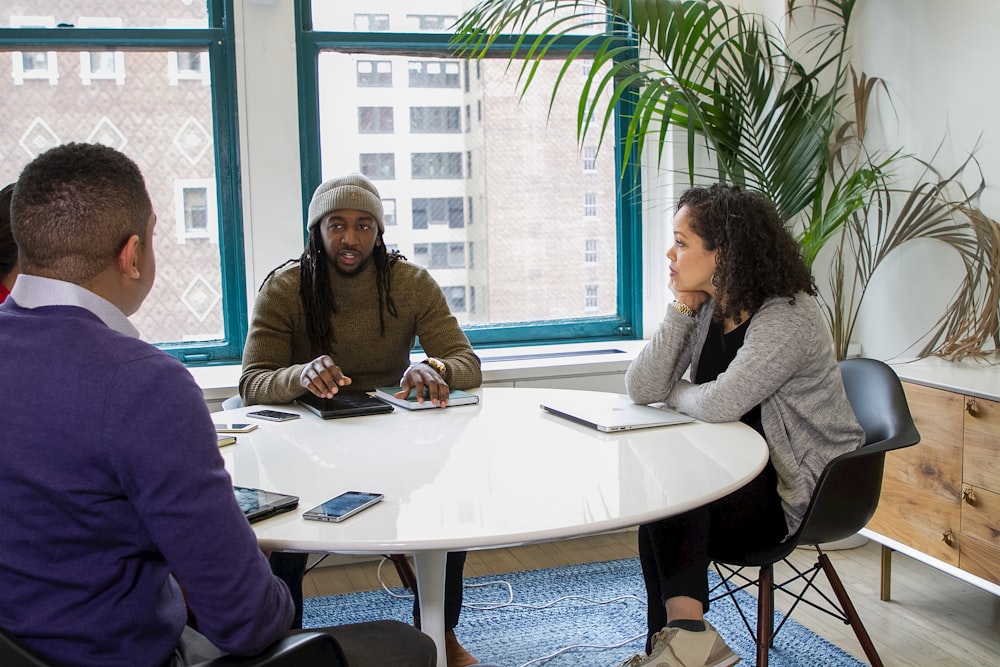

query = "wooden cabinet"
867;381;1000;594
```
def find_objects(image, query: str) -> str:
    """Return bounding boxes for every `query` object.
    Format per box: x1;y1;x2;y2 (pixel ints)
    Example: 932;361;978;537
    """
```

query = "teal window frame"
0;0;247;365
295;1;644;347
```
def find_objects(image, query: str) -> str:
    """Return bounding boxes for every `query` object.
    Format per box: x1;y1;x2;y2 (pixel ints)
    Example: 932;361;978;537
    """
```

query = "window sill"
188;339;647;407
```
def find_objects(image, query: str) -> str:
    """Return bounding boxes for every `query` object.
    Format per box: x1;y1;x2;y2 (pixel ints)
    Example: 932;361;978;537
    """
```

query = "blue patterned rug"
304;557;864;667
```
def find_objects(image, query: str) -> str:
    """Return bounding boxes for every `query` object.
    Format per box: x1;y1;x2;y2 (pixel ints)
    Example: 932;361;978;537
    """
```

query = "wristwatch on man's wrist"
422;357;446;374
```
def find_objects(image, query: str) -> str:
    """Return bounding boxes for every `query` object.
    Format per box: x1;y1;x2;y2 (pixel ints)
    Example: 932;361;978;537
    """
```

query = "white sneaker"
618;622;739;667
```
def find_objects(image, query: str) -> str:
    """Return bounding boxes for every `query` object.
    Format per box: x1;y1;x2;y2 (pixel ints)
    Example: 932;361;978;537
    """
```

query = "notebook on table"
234;486;299;523
540;392;695;432
296;391;394;419
373;385;480;410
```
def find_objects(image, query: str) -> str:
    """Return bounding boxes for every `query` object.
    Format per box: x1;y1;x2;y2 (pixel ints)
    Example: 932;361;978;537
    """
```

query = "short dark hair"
0;183;15;281
11;142;151;284
677;183;816;322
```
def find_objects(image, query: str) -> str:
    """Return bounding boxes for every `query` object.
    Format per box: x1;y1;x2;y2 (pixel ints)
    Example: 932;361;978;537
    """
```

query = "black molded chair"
0;626;346;667
709;358;920;667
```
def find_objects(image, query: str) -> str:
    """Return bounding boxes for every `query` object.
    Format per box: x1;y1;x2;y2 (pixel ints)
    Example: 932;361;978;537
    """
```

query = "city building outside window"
0;2;246;361
358;106;394;133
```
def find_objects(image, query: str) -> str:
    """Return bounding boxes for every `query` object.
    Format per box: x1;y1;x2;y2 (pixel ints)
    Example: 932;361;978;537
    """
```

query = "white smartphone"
302;491;384;523
214;422;259;433
246;409;300;422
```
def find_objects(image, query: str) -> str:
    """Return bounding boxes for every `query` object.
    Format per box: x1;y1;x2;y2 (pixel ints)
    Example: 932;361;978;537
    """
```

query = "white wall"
846;0;1000;360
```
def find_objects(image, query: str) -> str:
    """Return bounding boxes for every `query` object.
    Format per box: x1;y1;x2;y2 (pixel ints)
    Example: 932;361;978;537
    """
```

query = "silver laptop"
540;392;695;432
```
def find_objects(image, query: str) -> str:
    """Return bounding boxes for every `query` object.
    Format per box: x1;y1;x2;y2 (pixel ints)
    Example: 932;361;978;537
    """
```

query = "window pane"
0;8;228;347
315;51;618;327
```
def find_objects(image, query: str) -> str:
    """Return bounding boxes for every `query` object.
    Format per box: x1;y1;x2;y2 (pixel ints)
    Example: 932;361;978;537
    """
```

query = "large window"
0;1;247;362
303;0;641;347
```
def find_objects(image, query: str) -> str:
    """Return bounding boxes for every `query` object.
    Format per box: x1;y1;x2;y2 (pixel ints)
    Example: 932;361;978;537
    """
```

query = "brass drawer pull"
942;529;955;547
962;487;977;505
965;397;978;416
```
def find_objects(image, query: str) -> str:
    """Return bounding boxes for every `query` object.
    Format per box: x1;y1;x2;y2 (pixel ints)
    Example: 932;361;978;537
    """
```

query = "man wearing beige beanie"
239;172;483;667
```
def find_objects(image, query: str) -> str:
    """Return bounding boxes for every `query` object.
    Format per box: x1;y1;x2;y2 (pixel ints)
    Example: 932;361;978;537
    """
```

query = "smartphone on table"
303;491;384;523
214;422;259;433
246;409;300;422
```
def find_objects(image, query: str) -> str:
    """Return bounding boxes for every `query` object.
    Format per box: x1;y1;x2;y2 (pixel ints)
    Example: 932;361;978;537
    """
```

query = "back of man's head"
11;142;151;285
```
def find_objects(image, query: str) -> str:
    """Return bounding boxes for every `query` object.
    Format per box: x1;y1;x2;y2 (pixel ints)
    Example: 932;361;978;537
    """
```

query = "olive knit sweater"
240;258;481;405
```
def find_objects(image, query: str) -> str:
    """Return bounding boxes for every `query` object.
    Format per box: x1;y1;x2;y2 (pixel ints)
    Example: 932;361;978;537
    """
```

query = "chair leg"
818;553;884;667
387;553;418;593
755;563;773;667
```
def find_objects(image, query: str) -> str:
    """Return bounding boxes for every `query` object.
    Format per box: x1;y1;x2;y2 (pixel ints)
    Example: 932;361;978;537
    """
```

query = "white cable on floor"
373;556;648;666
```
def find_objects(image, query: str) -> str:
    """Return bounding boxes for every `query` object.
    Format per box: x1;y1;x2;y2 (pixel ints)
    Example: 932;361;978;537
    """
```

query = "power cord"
373;556;647;667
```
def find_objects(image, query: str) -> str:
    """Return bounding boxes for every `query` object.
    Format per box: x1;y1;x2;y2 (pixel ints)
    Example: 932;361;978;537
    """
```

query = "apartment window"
354;14;389;32
302;4;637;346
174;180;218;244
442;286;467;312
79;18;126;86
408;15;457;32
166;19;209;86
408;60;460;88
412;153;462;180
585;239;598;264
410;107;461;133
1;4;247;361
582;146;598;172
585;284;599;310
10;16;58;85
383;198;397;226
357;60;392;87
358;107;394;133
584;192;598;218
412;198;464;229
360;153;395;180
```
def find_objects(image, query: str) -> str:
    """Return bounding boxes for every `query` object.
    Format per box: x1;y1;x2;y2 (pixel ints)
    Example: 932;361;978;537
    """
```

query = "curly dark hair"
677;183;815;324
261;229;405;356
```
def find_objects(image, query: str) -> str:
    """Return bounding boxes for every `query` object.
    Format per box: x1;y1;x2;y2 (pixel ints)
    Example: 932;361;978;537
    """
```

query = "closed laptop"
540;392;694;432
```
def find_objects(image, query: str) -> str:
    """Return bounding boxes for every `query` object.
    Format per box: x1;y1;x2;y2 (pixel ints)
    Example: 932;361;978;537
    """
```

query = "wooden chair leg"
756;564;773;667
387;553;418;593
818;553;884;667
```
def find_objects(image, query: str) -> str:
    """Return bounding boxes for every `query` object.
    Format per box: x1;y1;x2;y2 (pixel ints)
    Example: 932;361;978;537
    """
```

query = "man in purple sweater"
0;143;435;667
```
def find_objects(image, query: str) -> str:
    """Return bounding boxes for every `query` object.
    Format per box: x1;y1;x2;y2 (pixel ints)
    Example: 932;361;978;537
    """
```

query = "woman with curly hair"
618;184;865;667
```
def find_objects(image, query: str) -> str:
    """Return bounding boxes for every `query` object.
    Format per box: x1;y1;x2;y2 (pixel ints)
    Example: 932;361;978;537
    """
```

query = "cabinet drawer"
959;535;1000;586
961;485;1000;549
868;383;963;564
964;395;1000;493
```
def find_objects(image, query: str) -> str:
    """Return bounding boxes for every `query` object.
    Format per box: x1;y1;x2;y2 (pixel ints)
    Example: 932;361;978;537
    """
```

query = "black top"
694;316;763;436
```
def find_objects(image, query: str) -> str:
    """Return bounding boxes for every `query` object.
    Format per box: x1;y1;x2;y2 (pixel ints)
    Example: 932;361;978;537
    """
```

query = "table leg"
412;550;447;667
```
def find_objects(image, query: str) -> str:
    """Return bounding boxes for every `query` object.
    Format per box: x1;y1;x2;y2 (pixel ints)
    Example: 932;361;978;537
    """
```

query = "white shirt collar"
9;275;140;338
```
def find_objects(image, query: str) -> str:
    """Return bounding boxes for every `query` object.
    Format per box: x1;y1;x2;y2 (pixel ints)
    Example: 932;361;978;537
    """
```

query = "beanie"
307;173;384;234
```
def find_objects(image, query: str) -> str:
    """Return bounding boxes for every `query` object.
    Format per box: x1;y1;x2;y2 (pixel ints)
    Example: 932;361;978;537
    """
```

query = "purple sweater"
0;299;293;667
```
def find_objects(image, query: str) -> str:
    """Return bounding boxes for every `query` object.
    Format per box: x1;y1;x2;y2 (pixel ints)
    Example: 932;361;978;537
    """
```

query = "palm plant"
452;0;999;359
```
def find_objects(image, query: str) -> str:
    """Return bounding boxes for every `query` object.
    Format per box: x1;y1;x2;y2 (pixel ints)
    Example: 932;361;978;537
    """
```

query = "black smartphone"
246;409;300;422
302;491;384;523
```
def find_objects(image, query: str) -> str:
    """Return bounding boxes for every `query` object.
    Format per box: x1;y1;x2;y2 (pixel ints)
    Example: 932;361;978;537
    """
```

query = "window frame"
0;0;249;364
294;1;642;348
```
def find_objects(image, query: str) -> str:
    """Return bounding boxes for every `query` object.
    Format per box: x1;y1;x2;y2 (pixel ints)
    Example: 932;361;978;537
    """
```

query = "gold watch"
423;357;446;374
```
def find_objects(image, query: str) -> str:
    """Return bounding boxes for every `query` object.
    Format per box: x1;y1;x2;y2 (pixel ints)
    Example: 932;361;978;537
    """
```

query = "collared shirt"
9;274;139;338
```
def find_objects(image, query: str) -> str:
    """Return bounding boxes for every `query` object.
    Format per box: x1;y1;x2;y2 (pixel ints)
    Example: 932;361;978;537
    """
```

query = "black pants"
270;551;468;630
637;462;787;653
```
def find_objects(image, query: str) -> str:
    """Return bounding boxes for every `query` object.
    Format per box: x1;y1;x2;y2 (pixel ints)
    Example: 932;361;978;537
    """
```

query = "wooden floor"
304;532;1000;666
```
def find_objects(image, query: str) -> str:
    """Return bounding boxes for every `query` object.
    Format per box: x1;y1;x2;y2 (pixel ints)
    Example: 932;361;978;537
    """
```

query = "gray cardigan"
625;294;865;535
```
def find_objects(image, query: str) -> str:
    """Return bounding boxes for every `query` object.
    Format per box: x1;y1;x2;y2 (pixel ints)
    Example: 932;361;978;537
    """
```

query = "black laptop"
296;392;394;419
233;486;299;523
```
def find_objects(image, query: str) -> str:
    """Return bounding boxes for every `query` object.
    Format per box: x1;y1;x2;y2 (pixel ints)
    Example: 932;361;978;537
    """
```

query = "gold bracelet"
670;300;696;318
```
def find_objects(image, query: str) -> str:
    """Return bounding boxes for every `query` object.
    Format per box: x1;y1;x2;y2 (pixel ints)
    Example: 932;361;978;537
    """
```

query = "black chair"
0;625;346;667
708;358;920;667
